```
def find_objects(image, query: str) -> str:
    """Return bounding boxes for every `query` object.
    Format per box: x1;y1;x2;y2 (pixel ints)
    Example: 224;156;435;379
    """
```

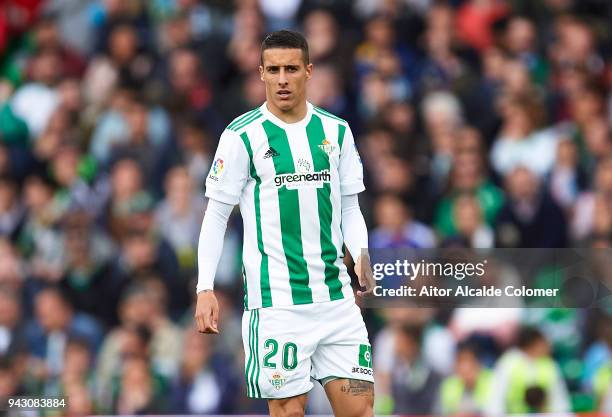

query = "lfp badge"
208;158;225;182
212;158;224;175
269;372;286;390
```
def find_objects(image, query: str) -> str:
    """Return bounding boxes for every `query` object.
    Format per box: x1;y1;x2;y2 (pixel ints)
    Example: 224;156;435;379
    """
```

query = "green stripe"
337;123;346;151
245;310;255;396
254;309;261;397
227;108;257;130
230;111;263;132
242;264;248;310
240;132;272;307
262;120;313;304
249;309;258;397
314;106;345;123
306;114;343;300
228;108;259;130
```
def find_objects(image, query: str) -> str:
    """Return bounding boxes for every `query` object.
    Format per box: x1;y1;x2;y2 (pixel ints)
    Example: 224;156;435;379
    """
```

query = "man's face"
260;48;312;112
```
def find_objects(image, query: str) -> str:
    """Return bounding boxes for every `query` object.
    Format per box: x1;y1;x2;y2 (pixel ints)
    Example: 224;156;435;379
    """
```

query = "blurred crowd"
0;0;611;415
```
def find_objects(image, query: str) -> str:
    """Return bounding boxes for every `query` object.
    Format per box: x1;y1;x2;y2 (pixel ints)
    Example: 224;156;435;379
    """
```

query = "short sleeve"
339;125;365;195
205;129;249;205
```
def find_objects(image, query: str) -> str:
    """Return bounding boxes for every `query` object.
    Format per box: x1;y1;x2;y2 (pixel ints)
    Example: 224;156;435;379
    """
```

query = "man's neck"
266;100;308;124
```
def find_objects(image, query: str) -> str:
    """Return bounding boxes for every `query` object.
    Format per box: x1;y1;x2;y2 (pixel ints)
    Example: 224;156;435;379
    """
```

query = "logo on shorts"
352;366;374;376
269;372;286;390
358;344;372;368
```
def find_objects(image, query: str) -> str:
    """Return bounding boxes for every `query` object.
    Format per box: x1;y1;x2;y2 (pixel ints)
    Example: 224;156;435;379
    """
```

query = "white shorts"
241;296;374;399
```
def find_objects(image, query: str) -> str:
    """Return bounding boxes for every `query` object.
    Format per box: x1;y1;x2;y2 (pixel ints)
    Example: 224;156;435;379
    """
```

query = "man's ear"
259;65;264;81
306;63;313;80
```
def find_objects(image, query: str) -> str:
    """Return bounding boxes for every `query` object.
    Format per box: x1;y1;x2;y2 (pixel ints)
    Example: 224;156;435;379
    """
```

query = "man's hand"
194;290;219;334
355;254;375;297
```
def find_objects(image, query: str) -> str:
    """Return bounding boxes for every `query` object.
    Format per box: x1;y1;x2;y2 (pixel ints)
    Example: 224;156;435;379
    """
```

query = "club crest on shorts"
269;372;286;390
318;138;336;156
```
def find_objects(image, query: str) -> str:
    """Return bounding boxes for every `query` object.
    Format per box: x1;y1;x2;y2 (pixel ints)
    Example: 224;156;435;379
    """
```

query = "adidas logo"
263;147;280;159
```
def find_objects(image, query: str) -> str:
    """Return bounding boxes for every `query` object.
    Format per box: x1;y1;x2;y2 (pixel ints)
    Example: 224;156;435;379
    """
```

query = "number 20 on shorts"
263;339;298;370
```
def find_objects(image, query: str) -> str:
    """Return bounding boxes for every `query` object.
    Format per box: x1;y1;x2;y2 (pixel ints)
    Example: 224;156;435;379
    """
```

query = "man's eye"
268;68;278;73
288;67;298;72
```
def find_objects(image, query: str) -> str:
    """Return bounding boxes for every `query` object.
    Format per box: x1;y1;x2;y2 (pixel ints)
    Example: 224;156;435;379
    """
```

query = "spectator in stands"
113;354;168;414
450;193;494;248
572;157;612;243
57;210;120;327
486;326;570;415
19;174;65;284
437;342;493;416
155;166;203;271
389;324;443;415
0;288;26;357
495;166;567;247
170;328;240;414
24;287;103;379
371;193;436;249
547;138;587;211
174;117;213;187
421;91;463;192
59;337;94;394
63;382;96;416
0;176;24;240
0;356;25;403
106;158;152;229
490;94;560;178
95;281;183;406
435;128;504;239
584;316;612;411
0;240;26;294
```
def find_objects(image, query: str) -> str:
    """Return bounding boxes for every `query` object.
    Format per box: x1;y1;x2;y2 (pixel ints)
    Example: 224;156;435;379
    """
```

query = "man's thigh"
324;379;374;417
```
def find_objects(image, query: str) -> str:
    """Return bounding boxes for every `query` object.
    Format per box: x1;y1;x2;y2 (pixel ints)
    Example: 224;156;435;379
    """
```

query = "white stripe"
285;124;329;303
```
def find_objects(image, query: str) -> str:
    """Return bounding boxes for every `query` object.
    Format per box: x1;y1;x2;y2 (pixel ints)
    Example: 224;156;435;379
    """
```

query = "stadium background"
0;0;611;415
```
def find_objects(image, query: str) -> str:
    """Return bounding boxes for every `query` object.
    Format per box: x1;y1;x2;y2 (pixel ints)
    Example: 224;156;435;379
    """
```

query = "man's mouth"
277;90;291;99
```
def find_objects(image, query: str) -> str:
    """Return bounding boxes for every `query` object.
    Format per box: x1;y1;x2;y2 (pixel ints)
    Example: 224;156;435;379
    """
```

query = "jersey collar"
261;101;313;129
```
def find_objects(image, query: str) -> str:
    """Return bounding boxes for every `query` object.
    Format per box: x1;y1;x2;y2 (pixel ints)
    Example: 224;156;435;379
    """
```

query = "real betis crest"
318;138;336;156
269;372;286;390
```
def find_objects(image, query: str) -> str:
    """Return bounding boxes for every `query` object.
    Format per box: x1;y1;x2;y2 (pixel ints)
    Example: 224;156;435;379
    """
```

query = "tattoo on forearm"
340;379;374;396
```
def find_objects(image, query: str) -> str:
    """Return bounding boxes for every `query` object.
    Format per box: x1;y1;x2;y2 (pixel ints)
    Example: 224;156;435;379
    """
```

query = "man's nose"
278;68;288;85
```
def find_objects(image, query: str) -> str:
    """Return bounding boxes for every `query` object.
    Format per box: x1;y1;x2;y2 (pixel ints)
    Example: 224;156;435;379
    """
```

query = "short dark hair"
261;30;309;66
517;326;546;350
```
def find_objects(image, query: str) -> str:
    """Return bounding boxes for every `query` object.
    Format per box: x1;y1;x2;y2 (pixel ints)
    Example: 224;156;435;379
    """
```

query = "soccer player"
195;30;375;417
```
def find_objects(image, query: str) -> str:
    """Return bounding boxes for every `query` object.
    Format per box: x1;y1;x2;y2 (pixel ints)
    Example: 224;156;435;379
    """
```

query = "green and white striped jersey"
205;101;365;310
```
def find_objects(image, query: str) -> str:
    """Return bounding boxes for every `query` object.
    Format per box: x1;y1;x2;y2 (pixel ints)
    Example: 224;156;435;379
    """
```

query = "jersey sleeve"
339;125;365;195
205;129;249;205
